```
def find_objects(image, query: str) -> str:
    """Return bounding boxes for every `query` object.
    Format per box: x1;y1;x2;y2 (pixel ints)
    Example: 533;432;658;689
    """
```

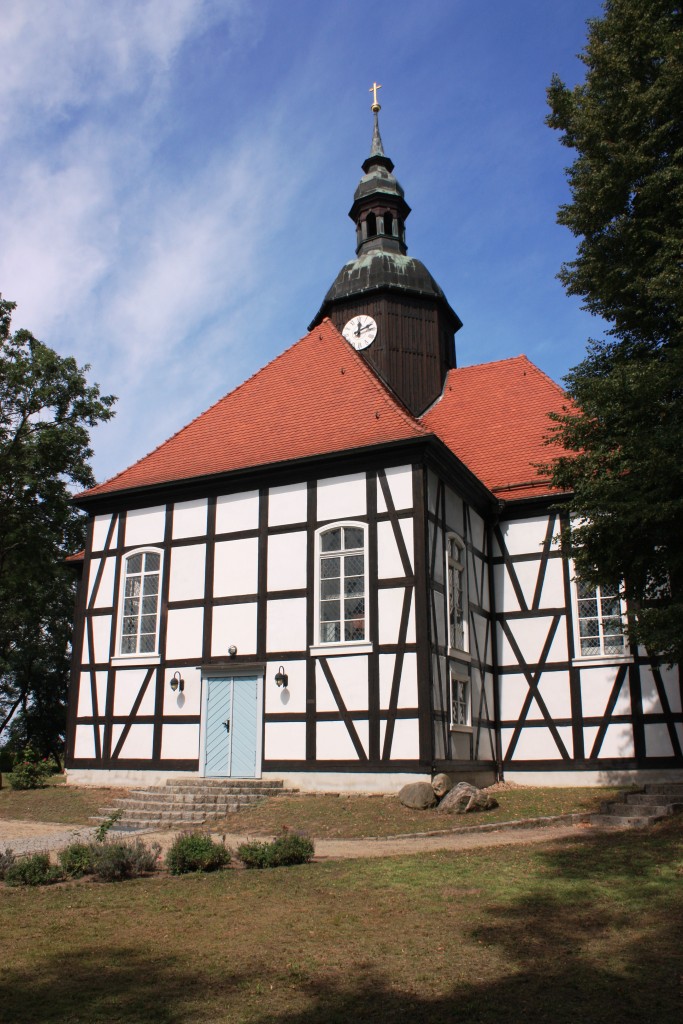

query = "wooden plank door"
204;676;258;778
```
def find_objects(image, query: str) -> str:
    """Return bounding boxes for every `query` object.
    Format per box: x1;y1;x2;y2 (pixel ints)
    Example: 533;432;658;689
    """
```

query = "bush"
59;842;96;879
0;847;16;880
4;852;63;887
237;832;314;869
6;746;57;790
166;832;231;875
90;839;161;882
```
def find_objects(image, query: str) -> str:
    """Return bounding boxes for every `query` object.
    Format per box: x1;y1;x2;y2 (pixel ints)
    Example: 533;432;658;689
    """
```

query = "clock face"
342;314;378;351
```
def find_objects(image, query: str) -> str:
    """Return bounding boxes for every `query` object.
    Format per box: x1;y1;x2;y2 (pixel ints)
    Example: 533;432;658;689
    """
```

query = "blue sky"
1;0;605;484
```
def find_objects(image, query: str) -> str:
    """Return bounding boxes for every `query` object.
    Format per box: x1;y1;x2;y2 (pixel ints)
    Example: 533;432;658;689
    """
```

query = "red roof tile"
421;355;569;500
81;320;429;498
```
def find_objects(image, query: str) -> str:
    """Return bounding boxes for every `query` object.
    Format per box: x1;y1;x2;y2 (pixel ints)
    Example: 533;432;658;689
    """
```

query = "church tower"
309;85;462;416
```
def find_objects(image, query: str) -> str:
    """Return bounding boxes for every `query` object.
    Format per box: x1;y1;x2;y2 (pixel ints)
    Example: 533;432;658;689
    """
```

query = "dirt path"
0;816;593;859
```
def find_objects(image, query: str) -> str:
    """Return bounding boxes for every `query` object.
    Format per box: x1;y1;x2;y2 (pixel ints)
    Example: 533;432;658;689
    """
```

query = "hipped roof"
80;323;568;505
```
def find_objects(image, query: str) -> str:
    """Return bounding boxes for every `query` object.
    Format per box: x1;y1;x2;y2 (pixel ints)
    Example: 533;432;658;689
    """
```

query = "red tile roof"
421;355;569;500
81;319;429;498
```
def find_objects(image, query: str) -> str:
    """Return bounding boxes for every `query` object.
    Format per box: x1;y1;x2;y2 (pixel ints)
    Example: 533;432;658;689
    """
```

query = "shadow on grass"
2;821;681;1024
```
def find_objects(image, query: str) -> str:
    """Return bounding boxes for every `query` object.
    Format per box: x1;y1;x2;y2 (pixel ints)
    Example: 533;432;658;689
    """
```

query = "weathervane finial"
369;81;382;112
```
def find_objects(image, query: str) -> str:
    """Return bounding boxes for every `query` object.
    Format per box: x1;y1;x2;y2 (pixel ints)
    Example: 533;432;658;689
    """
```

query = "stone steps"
92;777;295;833
591;783;683;829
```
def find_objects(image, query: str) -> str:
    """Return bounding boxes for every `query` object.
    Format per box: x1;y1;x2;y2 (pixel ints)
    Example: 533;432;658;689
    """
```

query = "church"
64;94;682;791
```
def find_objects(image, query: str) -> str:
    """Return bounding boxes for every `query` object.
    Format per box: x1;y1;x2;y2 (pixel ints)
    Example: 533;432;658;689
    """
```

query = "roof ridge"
81;323;336;498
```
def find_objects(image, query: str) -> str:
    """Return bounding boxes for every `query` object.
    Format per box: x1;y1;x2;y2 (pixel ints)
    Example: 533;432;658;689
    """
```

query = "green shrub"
90;839;161;882
59;842;96;879
166;832;231;874
5;852;63;887
0;847;16;880
6;746;57;790
237;832;314;869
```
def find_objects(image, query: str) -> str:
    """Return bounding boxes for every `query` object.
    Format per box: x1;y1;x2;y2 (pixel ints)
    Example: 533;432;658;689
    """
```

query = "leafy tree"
546;1;683;664
0;298;115;761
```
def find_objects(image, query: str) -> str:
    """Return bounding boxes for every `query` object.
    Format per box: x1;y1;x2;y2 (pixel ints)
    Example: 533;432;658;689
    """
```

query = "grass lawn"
0;775;127;825
1;816;681;1023
228;786;624;838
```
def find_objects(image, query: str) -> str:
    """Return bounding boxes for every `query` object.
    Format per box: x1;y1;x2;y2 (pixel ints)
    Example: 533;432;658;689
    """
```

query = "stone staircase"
93;777;295;833
591;782;683;828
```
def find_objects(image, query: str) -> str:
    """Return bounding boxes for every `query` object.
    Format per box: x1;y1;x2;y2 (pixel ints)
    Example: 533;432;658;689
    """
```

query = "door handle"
223;720;230;733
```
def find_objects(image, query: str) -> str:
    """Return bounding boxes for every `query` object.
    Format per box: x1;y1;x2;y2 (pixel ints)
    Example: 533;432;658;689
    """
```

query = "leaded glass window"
120;550;161;655
319;525;365;644
451;675;470;727
576;580;625;657
447;535;466;651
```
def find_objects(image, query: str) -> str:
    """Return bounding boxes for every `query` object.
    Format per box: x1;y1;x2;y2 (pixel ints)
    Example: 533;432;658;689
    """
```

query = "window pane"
140;615;157;634
143;574;159;596
344;554;364;577
601;597;620;617
344;527;363;550
578;597;598;618
579;619;599;638
581;638;601;656
121;636;137;654
145;552;160;571
321;621;340;643
344;576;364;596
123;598;139;618
139;633;156;654
122;616;138;636
127;553;142;573
344;598;365;619
321;600;341;622
345;620;365;641
321;529;341;552
576;580;595;599
125;577;141;597
321;578;340;599
142;595;158;614
321;556;340;579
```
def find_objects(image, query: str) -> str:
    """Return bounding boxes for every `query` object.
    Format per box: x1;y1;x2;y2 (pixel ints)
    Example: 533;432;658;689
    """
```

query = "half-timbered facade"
65;107;681;790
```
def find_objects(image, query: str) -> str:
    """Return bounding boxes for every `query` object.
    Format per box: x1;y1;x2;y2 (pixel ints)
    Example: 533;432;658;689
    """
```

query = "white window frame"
114;547;163;662
446;532;468;654
310;521;372;657
450;670;472;732
571;574;630;664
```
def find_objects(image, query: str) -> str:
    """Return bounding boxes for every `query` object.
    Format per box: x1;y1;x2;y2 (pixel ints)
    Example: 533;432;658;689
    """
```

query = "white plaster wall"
125;506;165;547
76;671;108;717
583;722;634;759
431;525;445;585
498;615;568;667
499;674;529;721
264;721;306;760
87;557;116;608
110;723;154;759
264;660;306;714
377;587;415;645
379;717;419;760
427;470;439;516
377;465;412;512
269;481;307;526
316;656;368;712
377;518;413;578
534;674;573;720
214;537;258;597
74;724;103;759
165;607;204;661
212;603;257;657
90;615;113;664
580;667;632;717
260;770;433;793
499;516;553;558
645;722;683;758
266;597;307;652
92;513;114;552
641;666;682;715
113;669;156;717
502;725;573;761
379;652;418;709
168;544;206;602
317;472;366;522
316;720;368;760
216;490;259;534
468;509;486;554
267;531;307;591
163;666;202;716
172;498;208;539
493;563;522;614
160;723;200;760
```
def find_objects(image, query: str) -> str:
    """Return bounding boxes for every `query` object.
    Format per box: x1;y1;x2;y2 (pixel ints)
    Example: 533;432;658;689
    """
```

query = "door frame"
199;668;264;779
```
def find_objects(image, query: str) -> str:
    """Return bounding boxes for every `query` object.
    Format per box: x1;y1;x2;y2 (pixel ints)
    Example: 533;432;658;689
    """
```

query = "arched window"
384;211;394;236
366;212;377;238
317;524;366;644
119;549;162;655
446;534;467;651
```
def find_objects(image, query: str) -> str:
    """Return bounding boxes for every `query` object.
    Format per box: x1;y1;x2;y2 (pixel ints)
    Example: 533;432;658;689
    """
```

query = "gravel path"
0;816;593;860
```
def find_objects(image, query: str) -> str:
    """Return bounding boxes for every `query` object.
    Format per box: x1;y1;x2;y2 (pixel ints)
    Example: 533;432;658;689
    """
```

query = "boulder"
437;781;499;814
431;773;453;798
398;782;438;810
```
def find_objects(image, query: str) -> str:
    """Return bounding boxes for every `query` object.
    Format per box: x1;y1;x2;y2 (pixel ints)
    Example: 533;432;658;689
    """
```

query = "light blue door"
204;676;259;778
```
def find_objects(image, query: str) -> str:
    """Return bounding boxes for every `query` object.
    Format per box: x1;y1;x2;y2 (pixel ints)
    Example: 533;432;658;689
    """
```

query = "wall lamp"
169;671;184;693
274;665;288;688
228;645;237;657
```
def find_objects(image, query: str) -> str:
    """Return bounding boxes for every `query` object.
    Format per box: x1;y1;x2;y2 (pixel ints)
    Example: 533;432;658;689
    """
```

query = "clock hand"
354;320;363;337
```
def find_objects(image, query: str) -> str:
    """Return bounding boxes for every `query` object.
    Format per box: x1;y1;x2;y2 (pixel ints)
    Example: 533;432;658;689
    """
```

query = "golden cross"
369;81;382;110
